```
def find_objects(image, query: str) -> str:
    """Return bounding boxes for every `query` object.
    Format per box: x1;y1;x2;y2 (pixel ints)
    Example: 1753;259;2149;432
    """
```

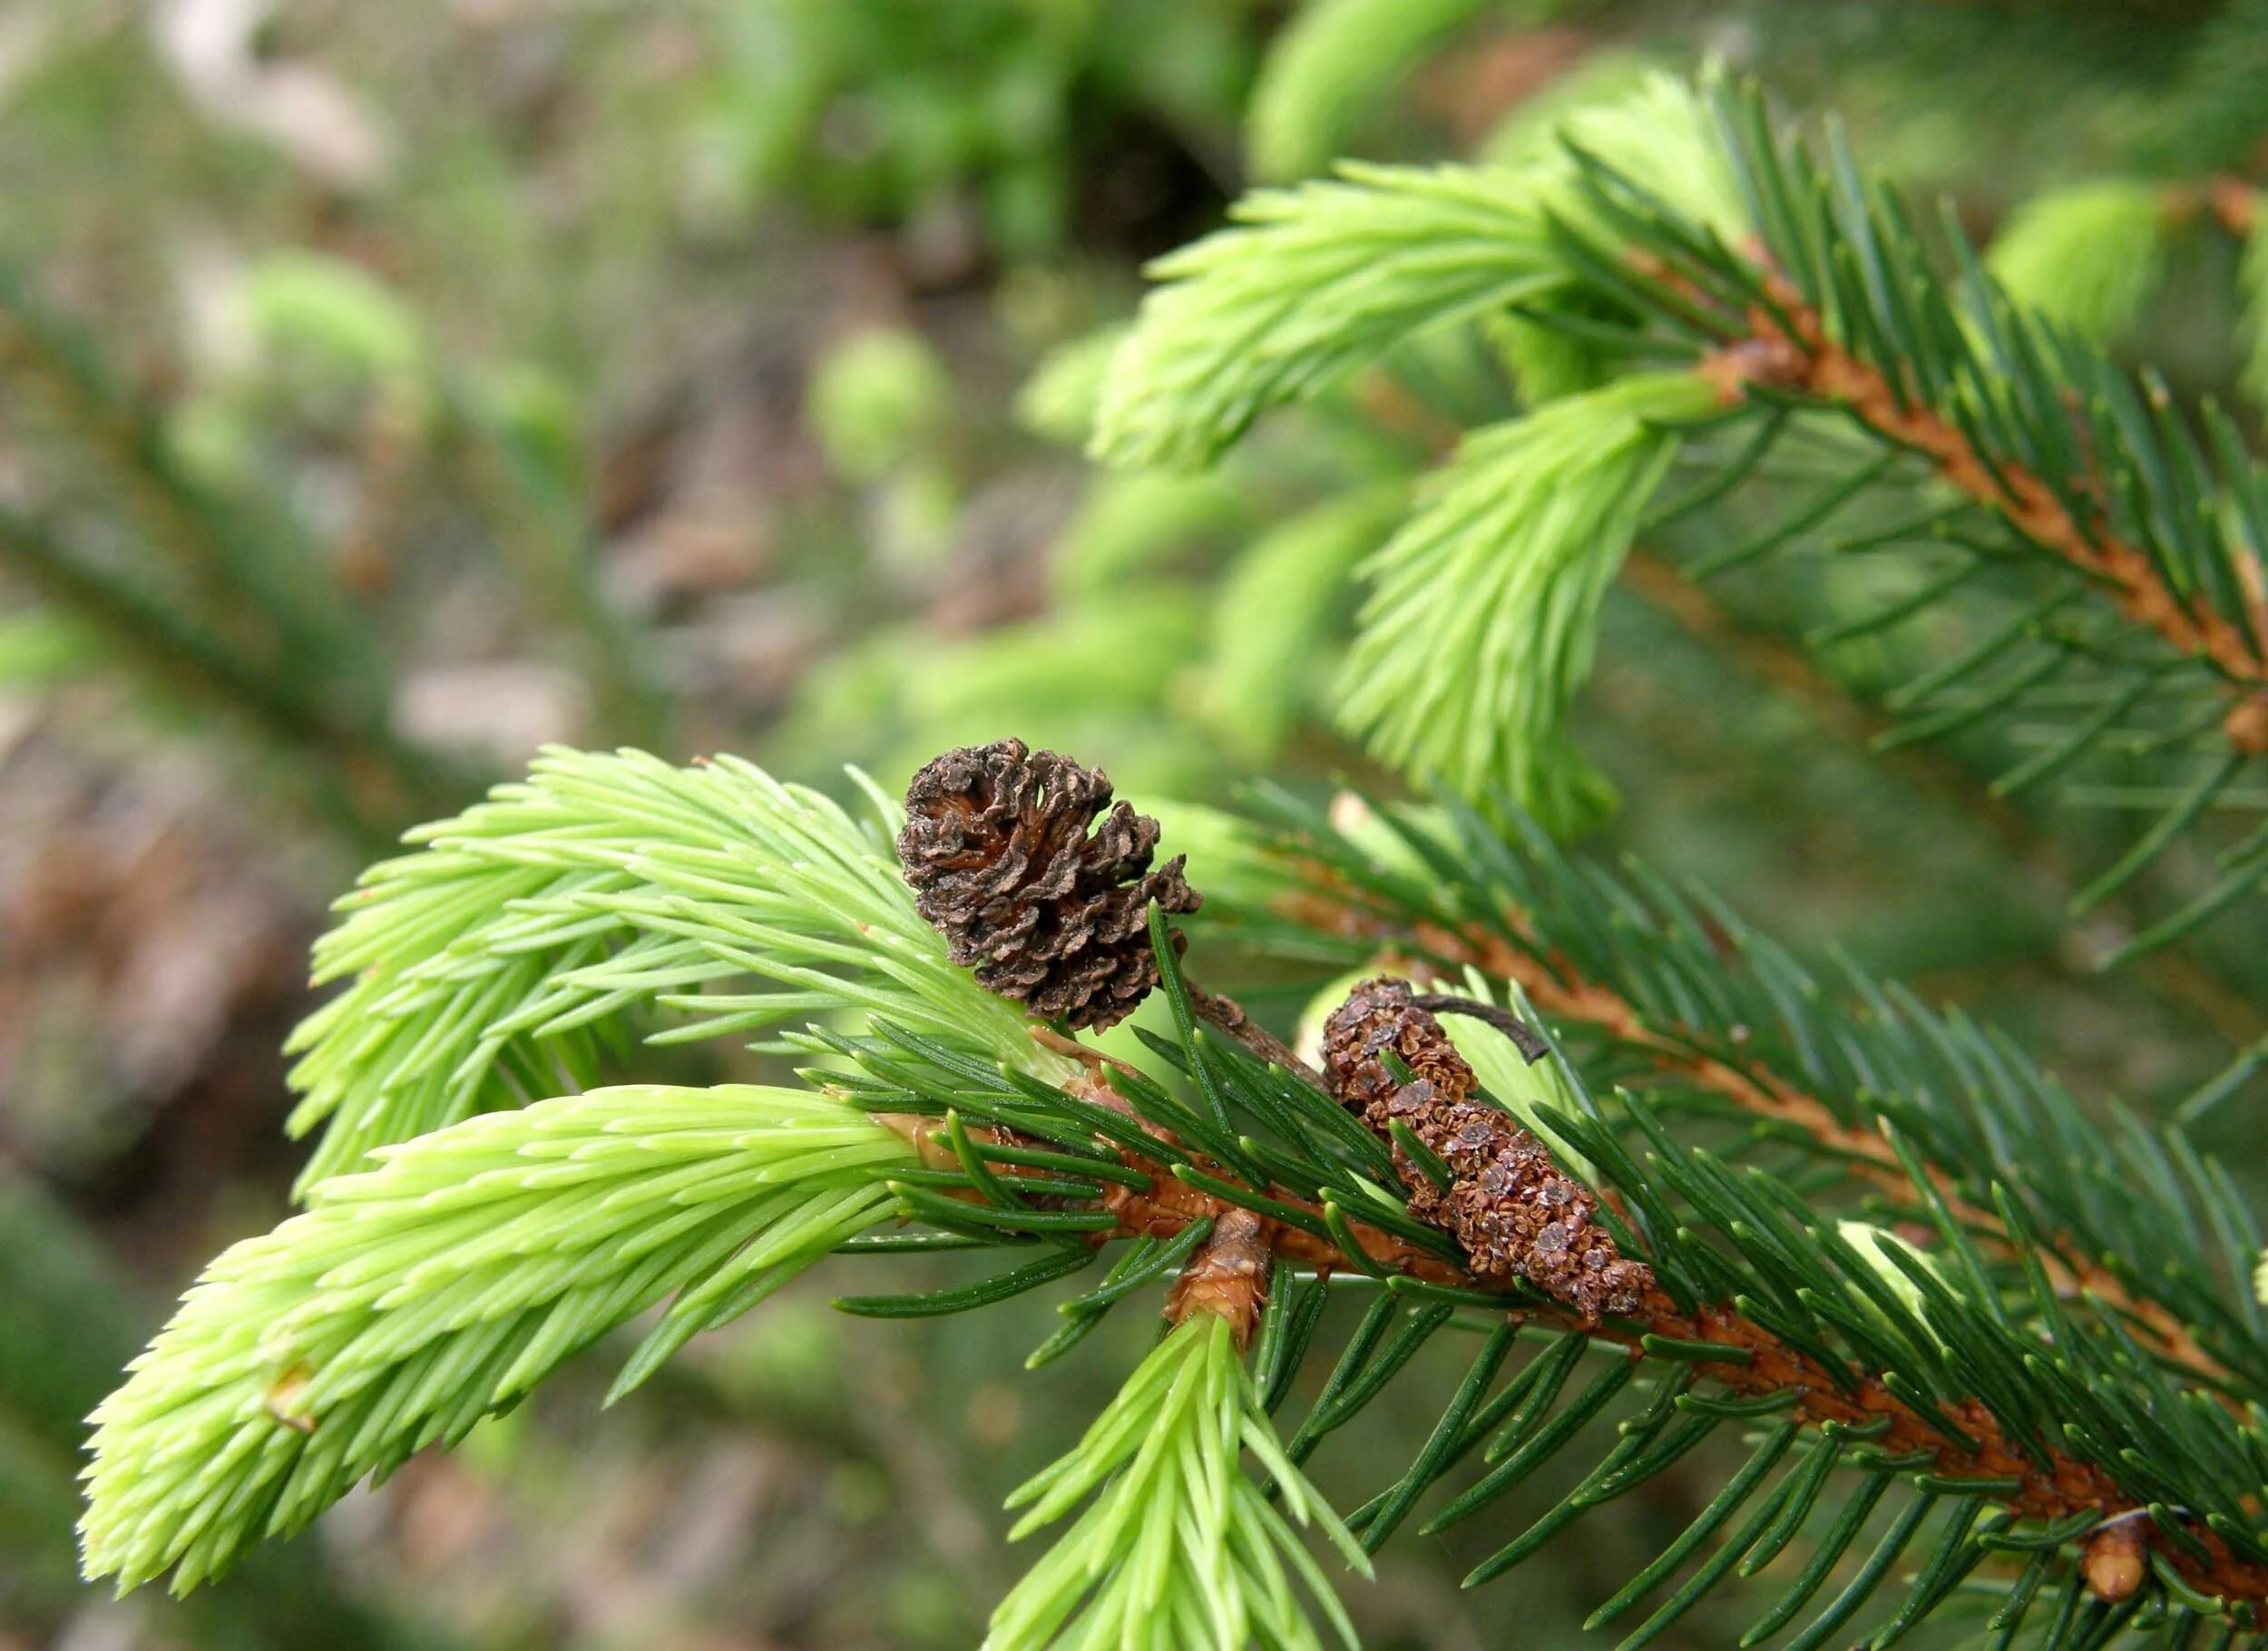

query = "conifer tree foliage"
1094;70;2268;969
79;733;2268;1648
73;69;2268;1651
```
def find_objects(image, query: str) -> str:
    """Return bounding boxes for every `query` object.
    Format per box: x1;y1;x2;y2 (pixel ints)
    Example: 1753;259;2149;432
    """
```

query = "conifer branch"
1147;1210;2268;1611
985;1305;1369;1649
1393;908;2215;1383
1026;1050;2268;1617
282;747;1071;1192
80;743;2268;1643
1099;71;2268;952
1186;793;2268;1402
831;853;2268;1631
1694;271;2268;750
1616;545;2268;1050
80;1084;913;1594
0;503;461;835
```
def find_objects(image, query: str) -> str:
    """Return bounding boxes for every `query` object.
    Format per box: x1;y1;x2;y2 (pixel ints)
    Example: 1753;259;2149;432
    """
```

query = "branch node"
1165;1206;1272;1347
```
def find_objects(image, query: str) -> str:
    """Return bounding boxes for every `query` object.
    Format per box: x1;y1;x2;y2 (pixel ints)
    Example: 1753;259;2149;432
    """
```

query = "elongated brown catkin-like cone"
1320;977;1651;1318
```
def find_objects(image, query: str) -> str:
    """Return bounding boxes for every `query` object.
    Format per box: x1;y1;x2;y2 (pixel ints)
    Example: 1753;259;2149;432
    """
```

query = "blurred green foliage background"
2;3;2263;1646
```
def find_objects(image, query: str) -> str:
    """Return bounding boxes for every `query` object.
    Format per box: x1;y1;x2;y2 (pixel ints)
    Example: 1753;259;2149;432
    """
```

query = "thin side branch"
1163;1206;1273;1345
2162;175;2262;239
1694;270;2268;751
1186;977;1331;1087
1618;546;2268;1051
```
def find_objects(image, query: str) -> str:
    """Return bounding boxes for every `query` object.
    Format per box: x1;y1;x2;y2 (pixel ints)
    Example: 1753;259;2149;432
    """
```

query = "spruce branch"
1986;181;2173;343
1693;269;2268;741
1569;81;2268;932
1615;544;2268;1050
1100;68;2268;950
79;1083;912;1595
1018;1026;2268;1624
0;269;456;835
1091;160;1564;472
1093;73;1736;472
847;823;2268;1627
79;739;2268;1642
0;503;464;837
1187;791;2268;1402
1335;370;1716;829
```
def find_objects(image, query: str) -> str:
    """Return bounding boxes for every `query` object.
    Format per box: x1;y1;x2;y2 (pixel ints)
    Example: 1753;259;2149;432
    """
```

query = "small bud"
265;1364;318;1434
2081;1519;2146;1603
2224;695;2268;756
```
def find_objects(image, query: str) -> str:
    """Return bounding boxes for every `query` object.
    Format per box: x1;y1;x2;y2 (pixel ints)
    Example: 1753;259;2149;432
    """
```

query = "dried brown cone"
897;738;1200;1031
1319;977;1652;1319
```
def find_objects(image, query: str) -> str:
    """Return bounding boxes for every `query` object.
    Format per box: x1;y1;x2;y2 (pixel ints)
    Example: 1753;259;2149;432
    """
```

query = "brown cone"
897;739;1200;1031
1319;977;1652;1319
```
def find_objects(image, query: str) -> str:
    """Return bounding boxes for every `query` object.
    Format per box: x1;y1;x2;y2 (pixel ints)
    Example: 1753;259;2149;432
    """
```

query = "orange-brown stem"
1185;975;1329;1088
2162;175;2262;239
1163;1206;1273;1346
882;986;2257;1604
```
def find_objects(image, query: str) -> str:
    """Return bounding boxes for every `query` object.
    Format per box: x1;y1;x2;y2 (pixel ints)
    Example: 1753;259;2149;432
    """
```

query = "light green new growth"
807;326;953;483
243;251;427;386
1986;181;2169;341
1052;469;1245;596
1479;68;1741;405
987;1312;1370;1651
1484;67;1744;240
285;747;1070;1193
1836;1219;1954;1353
1245;0;1495;182
1091;163;1562;470
1336;371;1715;832
1094;73;1735;474
2243;213;2268;405
81;1084;911;1595
1432;968;1598;1181
1016;323;1133;446
1473;51;1660;169
1139;796;1308;913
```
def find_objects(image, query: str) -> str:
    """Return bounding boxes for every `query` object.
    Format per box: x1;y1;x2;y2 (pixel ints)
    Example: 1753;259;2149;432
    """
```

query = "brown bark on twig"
880;1055;2262;1602
1184;976;1329;1088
